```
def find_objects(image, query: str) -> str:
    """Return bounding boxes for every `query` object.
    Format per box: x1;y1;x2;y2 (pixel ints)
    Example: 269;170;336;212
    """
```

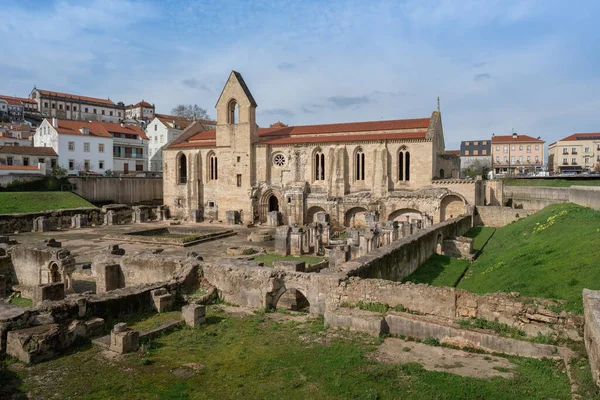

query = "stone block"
110;324;139;354
107;244;125;256
315;211;330;224
275;226;291;256
94;263;124;293
85;318;105;338
324;309;386;336
104;210;117;225
267;211;281;227
44;239;62;248
272;261;306;272
71;214;89;229
151;288;172;312
182;304;206;327
133;207;148;223
247;230;273;242
6;324;62;364
190;208;204;223
32;216;50;232
32;282;65;305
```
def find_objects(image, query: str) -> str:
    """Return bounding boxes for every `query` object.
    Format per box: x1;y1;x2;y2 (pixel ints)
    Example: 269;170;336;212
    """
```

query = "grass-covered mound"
0;192;94;214
458;203;600;313
505;179;600;187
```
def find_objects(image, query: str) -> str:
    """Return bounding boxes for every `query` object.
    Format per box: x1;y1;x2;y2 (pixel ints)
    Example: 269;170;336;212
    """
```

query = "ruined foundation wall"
331;214;472;281
0;207;102;235
475;206;534;227
583;289;600;387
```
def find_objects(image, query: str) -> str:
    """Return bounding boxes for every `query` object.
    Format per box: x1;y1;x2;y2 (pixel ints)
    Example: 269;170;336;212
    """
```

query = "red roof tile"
258;118;431;137
559;132;600;141
0;95;36;104
37;89;116;106
0;146;57;156
492;134;544;143
47;119;148;140
0;165;39;171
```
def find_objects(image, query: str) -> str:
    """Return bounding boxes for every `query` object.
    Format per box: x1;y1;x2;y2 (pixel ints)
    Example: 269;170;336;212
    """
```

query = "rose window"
273;154;286;167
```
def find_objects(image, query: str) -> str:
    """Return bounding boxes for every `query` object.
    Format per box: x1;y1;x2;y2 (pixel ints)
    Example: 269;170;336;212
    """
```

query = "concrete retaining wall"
475;206;534;227
570;186;600;211
69;177;163;205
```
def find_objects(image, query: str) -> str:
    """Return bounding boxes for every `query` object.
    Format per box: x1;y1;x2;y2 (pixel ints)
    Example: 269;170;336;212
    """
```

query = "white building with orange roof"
548;133;600;173
29;88;124;123
34;118;148;174
125;100;155;121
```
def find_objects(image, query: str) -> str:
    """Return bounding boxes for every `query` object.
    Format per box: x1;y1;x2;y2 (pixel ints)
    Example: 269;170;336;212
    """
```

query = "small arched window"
209;152;218;181
228;100;239;124
178;153;187;184
355;148;365;181
398;148;410;182
314;150;325;181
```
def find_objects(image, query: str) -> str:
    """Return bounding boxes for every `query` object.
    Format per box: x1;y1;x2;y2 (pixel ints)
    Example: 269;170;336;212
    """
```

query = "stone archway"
273;288;310;312
344;207;368;228
259;190;283;223
49;262;61;283
435;233;443;254
440;194;467;222
306;206;326;223
387;208;424;223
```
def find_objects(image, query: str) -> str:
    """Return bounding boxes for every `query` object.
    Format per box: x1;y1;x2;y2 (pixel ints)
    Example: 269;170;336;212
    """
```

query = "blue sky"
1;0;600;149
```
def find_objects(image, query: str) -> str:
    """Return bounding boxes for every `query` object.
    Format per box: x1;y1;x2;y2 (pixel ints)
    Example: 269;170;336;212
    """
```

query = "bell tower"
215;70;258;149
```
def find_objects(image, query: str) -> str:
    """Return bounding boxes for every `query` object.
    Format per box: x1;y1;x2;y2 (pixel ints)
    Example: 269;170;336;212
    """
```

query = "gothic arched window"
178;153;187;184
314;150;325;181
355;148;365;181
398;147;410;181
228;100;238;124
208;152;218;181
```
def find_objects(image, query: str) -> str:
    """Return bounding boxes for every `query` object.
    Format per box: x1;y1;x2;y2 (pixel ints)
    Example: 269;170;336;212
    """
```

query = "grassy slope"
0;192;94;214
6;309;573;400
402;226;494;287
458;203;600;313
253;254;325;267
505;179;600;187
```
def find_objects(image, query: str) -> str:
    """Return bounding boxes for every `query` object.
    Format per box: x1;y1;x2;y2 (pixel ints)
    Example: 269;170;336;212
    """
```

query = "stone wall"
475;206;534;227
583;289;600;387
329;214;472;281
570;186;600;211
69;176;163;205
0;207;102;235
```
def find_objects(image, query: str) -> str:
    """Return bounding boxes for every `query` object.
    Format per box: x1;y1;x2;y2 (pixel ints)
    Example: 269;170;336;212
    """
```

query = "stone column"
275;226;291;256
110;323;139;354
290;227;304;255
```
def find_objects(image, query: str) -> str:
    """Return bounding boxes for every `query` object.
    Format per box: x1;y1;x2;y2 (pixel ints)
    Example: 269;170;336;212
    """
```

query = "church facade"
163;71;469;227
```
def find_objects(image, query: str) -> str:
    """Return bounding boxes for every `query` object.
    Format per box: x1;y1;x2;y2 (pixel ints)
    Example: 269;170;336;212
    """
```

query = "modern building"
163;71;469;227
29;88;124;123
548;133;600;173
146;114;216;172
459;139;492;177
491;133;545;176
125;101;155;121
0;145;57;171
34;118;148;175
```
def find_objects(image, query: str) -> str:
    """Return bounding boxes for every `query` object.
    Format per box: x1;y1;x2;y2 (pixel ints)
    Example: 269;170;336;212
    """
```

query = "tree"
51;165;69;178
171;104;211;121
594;163;600;173
462;160;491;179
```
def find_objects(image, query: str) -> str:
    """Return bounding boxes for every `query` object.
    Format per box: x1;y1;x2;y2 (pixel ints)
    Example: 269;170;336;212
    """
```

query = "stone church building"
163;71;471;227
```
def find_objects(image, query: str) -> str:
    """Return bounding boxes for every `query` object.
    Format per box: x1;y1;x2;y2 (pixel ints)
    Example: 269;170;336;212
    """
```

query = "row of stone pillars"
275;212;330;256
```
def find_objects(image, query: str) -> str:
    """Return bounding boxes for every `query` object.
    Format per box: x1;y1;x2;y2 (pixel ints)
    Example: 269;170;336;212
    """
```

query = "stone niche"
10;245;76;291
226;210;241;225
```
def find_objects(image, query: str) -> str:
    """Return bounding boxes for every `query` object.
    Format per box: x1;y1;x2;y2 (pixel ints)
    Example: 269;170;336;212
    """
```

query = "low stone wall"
329;215;472;281
570;186;600;211
0;207;102;234
475;206;534;227
331;278;578;337
583;289;600;387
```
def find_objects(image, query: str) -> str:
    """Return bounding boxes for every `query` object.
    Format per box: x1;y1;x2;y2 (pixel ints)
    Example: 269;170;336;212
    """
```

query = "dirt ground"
366;337;516;379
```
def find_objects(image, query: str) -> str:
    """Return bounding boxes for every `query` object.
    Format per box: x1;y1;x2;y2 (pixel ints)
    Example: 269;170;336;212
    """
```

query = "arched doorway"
306;206;326;223
439;169;445;178
435;234;443;254
274;288;310;312
387;208;424;223
440;195;466;222
49;262;61;283
269;195;279;212
344;207;368;228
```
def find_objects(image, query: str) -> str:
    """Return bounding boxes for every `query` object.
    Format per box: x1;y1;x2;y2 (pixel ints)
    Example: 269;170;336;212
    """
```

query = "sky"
1;0;600;149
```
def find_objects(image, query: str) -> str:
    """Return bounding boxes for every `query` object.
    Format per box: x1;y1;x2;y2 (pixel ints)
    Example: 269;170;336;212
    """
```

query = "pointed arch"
207;151;218;181
354;147;365;181
177;152;187;184
313;147;325;181
398;146;410;182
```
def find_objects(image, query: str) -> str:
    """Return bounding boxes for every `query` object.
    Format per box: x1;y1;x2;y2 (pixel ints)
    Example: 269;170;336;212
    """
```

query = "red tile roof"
492;134;544;143
0;95;36;104
37;90;116;106
0;146;57;156
128;101;154;109
171;117;432;148
559;133;600;141
0;165;40;171
47;119;148;140
157;116;193;130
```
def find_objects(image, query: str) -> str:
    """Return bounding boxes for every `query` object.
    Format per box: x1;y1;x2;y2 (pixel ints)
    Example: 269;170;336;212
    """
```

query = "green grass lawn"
505;178;600;187
9;298;32;308
462;226;495;252
0;192;94;214
2;308;576;400
402;254;469;287
253;254;326;267
458;203;600;313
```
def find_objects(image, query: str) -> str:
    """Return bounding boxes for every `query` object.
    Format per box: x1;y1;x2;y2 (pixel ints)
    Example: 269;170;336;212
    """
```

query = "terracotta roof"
445;150;460;156
128;101;154;109
0;165;40;171
492;134;544;143
559;133;600;141
0;146;57;156
36;89;116;106
0;95;36;104
169;126;215;148
270;121;288;127
156;116;193;130
46;119;148;140
155;113;217;126
171;117;432;148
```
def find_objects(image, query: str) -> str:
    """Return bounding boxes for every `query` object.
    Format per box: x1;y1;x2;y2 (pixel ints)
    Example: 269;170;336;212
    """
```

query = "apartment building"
548;133;600;173
491;133;545;175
